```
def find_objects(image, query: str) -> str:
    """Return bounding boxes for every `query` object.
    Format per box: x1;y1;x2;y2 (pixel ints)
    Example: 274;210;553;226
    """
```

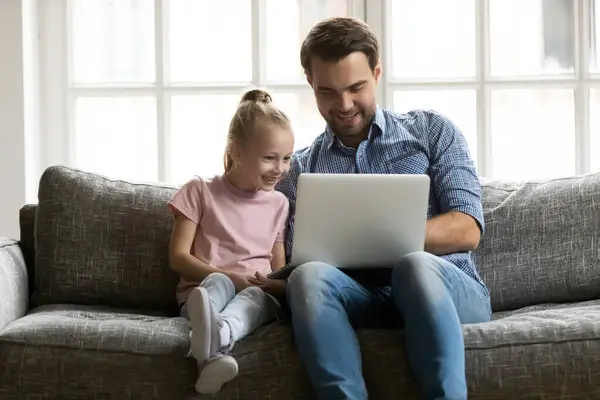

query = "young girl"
167;89;293;394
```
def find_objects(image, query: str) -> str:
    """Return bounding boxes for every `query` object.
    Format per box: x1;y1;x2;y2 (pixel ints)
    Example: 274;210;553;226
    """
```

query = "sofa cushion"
474;174;600;312
362;300;600;399
0;304;190;356
0;304;198;398
3;302;599;399
33;166;180;313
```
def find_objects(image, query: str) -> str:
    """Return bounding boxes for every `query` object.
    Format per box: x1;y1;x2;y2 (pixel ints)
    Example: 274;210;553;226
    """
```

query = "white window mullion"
478;0;492;178
64;0;79;168
351;0;367;20
40;0;70;168
575;0;591;174
252;0;267;88
67;83;316;98
155;0;168;182
365;0;387;107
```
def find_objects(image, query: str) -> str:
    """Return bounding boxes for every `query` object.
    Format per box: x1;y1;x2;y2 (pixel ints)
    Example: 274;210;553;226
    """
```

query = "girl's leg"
194;287;280;394
220;286;281;345
199;272;236;313
186;273;235;363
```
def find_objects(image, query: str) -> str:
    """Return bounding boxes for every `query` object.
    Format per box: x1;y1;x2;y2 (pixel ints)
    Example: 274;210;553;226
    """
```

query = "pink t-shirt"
167;175;289;305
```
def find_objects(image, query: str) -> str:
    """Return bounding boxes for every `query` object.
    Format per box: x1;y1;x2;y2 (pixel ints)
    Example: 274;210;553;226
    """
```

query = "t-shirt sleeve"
275;196;290;243
167;177;204;224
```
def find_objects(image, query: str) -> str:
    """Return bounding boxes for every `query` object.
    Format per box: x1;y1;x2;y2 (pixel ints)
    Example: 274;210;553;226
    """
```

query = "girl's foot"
187;287;230;362
195;354;239;394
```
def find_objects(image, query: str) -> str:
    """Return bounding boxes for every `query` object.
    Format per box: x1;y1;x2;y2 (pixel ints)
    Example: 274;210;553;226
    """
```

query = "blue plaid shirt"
276;106;487;288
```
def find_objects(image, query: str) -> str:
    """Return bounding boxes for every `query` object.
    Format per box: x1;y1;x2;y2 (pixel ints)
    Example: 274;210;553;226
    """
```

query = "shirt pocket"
385;150;429;175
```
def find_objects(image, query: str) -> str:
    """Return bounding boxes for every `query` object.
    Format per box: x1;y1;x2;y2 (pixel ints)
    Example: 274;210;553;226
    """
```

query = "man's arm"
425;111;484;255
275;156;302;262
425;211;481;255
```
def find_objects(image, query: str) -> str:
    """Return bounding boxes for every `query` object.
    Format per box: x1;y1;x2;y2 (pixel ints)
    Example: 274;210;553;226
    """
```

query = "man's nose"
338;93;353;112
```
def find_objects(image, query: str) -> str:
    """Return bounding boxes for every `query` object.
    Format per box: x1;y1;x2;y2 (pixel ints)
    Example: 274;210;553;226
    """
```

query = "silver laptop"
269;173;430;279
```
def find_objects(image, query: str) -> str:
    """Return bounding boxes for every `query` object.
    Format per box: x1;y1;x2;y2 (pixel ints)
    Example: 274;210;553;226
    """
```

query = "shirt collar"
324;106;387;149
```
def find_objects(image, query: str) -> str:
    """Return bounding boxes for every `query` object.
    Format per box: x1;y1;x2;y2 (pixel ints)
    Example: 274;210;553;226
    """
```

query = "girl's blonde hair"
224;89;291;173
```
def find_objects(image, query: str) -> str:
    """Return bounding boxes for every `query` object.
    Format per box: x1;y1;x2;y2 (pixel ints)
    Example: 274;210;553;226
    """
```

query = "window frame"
39;0;365;183
39;0;600;182
369;0;600;177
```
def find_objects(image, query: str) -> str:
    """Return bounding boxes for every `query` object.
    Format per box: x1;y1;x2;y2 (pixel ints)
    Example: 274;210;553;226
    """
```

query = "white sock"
219;320;231;349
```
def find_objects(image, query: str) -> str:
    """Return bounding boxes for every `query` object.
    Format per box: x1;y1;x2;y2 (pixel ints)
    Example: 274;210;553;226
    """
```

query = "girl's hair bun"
240;89;272;104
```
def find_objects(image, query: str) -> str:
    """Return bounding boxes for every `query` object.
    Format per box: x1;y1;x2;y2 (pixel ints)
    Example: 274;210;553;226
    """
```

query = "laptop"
269;173;430;279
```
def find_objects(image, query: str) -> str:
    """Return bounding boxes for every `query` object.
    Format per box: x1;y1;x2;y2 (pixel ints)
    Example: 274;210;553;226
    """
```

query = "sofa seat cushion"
2;301;600;399
0;304;190;356
360;300;600;399
0;304;201;398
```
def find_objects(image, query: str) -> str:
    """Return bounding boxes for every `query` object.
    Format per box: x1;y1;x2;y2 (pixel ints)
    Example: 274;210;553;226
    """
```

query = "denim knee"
391;251;447;301
287;262;339;312
392;251;440;282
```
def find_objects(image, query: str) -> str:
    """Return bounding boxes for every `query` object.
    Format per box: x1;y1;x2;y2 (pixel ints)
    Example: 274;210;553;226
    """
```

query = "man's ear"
374;60;382;84
305;70;313;87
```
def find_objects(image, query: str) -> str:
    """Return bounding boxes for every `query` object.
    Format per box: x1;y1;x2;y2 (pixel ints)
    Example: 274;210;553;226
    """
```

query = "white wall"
0;0;40;239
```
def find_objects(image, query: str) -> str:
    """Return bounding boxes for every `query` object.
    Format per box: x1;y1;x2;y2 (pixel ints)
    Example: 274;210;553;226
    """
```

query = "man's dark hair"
300;17;380;75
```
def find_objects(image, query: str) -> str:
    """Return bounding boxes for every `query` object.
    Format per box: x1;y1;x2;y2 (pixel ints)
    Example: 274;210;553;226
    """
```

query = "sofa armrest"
0;238;29;332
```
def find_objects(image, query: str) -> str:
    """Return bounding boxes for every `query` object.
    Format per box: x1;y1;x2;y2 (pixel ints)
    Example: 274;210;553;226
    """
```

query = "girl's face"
232;123;294;191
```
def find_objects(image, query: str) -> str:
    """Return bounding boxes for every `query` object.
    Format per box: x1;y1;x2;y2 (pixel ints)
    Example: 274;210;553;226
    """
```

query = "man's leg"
391;251;491;400
286;262;388;400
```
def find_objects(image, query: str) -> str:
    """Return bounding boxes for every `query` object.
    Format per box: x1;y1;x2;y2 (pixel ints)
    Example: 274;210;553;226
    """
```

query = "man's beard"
329;109;374;138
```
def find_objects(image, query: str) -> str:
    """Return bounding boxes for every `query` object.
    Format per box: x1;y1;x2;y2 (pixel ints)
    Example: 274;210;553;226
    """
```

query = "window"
40;0;600;183
373;0;600;180
41;0;360;185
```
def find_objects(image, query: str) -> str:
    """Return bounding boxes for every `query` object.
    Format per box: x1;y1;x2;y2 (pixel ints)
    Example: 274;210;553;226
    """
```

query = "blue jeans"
286;251;491;400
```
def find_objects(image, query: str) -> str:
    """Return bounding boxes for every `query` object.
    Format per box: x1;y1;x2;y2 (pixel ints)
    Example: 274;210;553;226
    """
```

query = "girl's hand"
225;271;254;292
249;272;287;296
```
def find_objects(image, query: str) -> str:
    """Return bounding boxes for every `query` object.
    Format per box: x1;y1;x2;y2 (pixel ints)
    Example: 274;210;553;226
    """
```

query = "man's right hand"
224;271;254;292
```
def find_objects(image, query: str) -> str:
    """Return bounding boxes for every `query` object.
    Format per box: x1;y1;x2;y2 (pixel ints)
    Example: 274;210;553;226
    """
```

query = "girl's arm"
168;212;222;281
270;242;286;271
248;241;287;295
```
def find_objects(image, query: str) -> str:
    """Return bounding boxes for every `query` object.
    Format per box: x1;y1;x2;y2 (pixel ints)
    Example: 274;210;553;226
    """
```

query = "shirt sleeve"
167;177;204;224
426;111;485;235
275;156;302;261
275;197;290;243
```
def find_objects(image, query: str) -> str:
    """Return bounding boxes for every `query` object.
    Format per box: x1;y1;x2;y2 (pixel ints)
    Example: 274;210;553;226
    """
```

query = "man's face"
307;52;381;146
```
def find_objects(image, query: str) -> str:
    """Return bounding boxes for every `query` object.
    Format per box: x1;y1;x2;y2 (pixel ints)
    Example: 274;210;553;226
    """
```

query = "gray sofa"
1;165;600;399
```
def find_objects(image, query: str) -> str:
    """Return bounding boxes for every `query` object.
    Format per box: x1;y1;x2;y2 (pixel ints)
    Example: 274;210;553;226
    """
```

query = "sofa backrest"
18;204;36;297
23;166;600;314
474;173;600;311
31;166;180;314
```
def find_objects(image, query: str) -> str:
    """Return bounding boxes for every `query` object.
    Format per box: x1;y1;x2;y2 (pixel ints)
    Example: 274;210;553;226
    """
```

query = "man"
275;17;491;400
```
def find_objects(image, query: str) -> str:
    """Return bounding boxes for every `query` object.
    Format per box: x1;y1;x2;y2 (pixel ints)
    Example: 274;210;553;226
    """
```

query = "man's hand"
224;271;254;292
249;272;287;296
